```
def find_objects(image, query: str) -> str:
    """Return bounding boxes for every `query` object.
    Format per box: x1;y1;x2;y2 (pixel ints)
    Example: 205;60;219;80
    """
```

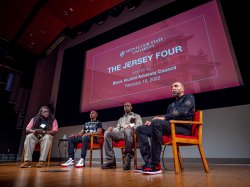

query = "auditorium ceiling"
0;0;130;56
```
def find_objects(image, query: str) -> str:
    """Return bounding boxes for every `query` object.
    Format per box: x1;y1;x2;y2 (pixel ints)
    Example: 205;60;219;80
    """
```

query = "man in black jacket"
136;82;195;174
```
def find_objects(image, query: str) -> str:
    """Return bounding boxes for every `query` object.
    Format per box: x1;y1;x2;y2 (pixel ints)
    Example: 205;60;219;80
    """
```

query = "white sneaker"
75;158;85;168
61;159;74;167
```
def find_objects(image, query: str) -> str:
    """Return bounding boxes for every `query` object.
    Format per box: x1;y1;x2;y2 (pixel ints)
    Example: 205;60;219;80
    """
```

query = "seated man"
20;106;58;168
136;81;195;174
61;110;103;168
102;102;142;170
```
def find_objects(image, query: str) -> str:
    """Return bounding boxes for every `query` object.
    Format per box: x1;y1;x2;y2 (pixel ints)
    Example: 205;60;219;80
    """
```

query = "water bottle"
63;134;67;140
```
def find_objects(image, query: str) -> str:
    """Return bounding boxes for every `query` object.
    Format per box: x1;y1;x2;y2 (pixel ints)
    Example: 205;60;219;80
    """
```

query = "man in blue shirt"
61;110;103;168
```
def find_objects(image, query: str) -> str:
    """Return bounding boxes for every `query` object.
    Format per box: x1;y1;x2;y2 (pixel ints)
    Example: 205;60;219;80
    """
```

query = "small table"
58;138;68;164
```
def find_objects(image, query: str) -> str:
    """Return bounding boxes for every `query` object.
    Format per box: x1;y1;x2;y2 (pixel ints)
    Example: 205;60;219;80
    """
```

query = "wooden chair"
74;130;104;167
162;110;209;174
112;129;138;169
21;142;52;166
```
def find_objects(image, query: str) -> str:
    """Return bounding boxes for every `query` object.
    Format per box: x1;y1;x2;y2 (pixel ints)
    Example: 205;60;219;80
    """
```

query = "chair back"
191;111;202;138
161;110;209;173
98;128;105;145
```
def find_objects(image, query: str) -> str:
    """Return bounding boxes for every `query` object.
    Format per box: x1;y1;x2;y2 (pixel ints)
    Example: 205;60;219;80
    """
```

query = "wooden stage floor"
0;162;250;187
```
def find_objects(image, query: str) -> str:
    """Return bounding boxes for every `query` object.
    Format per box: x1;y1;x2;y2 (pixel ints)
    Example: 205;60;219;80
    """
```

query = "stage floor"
0;162;250;187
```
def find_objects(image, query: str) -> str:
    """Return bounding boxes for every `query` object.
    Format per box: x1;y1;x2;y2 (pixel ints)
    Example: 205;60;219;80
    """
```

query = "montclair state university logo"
120;50;125;57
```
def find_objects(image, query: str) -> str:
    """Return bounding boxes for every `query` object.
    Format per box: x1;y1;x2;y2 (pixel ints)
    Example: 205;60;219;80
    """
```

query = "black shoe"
102;160;116;169
142;163;162;175
123;153;133;170
134;163;149;173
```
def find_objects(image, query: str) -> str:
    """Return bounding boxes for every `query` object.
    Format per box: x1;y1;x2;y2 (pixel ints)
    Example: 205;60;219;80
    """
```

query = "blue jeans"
67;136;98;159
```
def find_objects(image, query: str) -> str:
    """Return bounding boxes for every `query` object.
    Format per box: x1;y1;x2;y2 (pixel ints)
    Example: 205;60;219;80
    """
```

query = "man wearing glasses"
102;102;142;170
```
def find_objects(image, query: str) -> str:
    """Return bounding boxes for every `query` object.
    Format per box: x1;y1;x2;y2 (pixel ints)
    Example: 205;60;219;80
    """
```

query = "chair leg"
161;145;167;170
89;149;93;167
177;146;184;172
134;149;137;169
133;130;137;169
47;144;52;167
121;148;124;165
198;144;209;173
172;142;180;174
21;149;24;163
100;147;103;165
133;144;137;169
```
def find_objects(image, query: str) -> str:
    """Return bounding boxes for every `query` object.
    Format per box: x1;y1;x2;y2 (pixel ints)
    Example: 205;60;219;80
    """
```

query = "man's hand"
31;129;36;135
124;125;132;130
144;120;151;126
108;127;113;132
35;129;44;134
69;133;78;138
152;116;165;120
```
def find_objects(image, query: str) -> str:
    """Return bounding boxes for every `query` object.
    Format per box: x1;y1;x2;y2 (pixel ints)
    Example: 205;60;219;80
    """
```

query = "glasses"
124;105;131;107
42;110;49;113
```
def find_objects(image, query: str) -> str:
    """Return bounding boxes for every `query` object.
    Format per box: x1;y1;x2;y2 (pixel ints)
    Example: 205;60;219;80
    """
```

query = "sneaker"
142;163;162;175
101;160;116;169
36;161;46;168
123;153;133;170
20;161;32;168
61;159;75;167
75;158;85;168
134;163;149;173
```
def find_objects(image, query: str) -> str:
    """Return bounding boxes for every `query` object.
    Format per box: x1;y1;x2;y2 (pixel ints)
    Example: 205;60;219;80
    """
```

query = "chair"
74;130;104;167
161;110;209;174
112;129;138;169
21;142;52;166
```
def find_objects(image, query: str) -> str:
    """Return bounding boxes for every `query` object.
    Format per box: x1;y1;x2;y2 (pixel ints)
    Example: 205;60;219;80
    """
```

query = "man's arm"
113;117;122;131
26;118;36;134
44;119;58;136
70;129;84;138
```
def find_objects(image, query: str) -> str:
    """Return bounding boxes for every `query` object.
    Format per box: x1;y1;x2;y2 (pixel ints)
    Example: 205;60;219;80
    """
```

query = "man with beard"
136;82;195;174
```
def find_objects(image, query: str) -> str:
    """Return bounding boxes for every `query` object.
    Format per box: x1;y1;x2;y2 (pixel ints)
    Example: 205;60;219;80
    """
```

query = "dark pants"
68;136;98;159
136;119;191;165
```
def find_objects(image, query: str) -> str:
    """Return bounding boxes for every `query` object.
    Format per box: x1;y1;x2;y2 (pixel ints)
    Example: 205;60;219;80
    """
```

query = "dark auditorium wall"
16;48;59;159
0;43;37;154
0;41;58;156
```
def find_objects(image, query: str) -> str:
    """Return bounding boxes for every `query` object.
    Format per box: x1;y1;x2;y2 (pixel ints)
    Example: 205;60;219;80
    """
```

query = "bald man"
102;102;142;170
136;82;195;174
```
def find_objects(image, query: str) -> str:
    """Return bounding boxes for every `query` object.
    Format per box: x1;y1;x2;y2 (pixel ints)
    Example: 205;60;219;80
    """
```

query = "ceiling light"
64;10;68;16
96;20;104;25
127;0;143;11
94;14;108;25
